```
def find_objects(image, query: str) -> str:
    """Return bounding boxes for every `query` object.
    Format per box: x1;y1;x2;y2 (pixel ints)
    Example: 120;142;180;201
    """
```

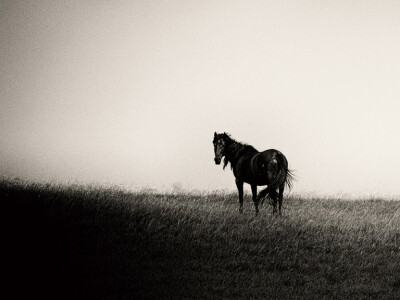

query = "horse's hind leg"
235;178;244;213
278;185;284;216
270;189;278;215
251;184;259;216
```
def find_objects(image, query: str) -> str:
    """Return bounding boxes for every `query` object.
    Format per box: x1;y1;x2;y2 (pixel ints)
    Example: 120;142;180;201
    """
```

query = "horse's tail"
258;152;294;205
276;152;294;191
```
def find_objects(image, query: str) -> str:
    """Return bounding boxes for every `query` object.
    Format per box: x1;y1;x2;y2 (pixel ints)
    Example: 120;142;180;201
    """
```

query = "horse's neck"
226;141;245;162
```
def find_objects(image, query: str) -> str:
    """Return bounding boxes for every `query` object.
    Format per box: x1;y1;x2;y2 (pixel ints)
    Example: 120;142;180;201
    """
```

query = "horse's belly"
235;155;272;186
242;174;270;186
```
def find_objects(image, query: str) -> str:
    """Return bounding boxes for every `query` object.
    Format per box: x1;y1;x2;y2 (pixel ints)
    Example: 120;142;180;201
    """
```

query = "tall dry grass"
3;179;400;299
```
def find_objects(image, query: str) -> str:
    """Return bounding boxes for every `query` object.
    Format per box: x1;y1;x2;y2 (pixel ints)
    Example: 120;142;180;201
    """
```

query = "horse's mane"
223;134;257;170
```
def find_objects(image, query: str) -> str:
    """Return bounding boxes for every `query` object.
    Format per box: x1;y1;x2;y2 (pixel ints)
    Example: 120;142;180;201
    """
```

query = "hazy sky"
1;1;400;196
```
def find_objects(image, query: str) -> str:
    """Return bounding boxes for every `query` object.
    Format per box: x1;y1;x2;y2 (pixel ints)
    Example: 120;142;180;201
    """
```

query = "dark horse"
213;132;294;215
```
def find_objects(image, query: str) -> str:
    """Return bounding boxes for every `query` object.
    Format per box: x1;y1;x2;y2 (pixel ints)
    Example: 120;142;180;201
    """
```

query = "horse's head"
213;132;229;165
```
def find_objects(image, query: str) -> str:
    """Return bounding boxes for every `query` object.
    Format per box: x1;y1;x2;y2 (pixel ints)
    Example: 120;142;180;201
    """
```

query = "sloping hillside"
3;179;400;299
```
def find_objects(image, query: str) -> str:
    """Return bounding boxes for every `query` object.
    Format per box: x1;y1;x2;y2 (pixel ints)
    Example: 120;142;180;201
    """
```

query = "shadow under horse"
213;132;294;215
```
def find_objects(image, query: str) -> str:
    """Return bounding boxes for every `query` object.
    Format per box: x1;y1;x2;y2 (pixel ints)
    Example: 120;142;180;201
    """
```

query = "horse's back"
260;149;281;158
260;149;288;166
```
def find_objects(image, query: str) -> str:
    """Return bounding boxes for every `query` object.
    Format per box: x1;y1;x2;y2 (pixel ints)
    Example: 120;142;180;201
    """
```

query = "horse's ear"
214;132;217;137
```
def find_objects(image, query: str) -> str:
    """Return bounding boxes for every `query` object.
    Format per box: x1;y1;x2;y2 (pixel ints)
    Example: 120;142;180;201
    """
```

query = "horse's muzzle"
214;158;221;165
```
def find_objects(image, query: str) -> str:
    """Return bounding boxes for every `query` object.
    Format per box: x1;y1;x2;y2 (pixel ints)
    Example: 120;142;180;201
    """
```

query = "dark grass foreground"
3;179;400;299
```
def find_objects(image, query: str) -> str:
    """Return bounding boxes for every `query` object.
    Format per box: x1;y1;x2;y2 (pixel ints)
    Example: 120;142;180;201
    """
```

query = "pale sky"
1;1;400;196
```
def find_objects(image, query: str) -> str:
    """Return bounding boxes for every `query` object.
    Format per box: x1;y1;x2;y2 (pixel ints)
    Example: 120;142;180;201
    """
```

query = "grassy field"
3;179;400;299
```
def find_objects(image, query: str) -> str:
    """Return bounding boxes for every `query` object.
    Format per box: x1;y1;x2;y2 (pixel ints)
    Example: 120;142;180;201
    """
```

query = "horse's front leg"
251;184;259;216
235;178;244;213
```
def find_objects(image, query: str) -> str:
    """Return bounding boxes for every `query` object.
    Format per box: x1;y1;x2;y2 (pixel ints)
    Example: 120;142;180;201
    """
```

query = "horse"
212;132;294;215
